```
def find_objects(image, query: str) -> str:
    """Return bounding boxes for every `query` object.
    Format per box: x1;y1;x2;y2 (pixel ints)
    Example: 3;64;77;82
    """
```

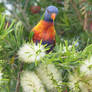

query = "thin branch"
24;0;29;12
70;0;82;25
64;0;69;11
5;0;32;31
5;4;31;31
5;7;29;30
83;13;88;30
15;62;24;92
14;2;31;30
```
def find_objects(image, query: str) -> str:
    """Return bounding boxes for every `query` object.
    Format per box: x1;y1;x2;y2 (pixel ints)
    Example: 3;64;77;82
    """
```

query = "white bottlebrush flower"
18;43;46;63
36;63;62;91
69;73;80;92
79;82;89;92
68;71;92;92
88;80;92;91
0;70;3;85
21;71;46;92
0;71;3;80
80;57;92;79
47;64;62;81
68;72;89;92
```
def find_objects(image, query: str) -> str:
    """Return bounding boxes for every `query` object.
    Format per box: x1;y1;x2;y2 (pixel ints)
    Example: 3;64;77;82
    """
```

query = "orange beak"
51;13;56;21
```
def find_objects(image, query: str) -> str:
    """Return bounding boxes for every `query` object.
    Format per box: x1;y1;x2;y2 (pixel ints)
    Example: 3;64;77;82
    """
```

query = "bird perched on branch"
30;5;58;52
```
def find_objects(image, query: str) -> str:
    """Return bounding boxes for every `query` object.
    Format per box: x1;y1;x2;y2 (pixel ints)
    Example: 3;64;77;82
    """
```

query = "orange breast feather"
32;20;56;42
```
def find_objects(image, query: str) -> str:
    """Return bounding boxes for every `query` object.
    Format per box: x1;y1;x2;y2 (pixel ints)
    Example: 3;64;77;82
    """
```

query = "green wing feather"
29;31;34;41
41;12;45;20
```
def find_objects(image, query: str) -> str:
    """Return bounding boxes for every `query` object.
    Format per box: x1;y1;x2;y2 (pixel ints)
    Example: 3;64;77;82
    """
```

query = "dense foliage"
0;0;92;92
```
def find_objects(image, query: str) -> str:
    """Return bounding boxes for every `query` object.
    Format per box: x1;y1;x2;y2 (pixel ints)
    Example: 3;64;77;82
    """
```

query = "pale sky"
0;0;7;3
0;0;12;15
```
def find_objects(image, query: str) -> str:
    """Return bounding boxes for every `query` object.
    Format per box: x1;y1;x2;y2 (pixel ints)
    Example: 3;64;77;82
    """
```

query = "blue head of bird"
44;6;58;22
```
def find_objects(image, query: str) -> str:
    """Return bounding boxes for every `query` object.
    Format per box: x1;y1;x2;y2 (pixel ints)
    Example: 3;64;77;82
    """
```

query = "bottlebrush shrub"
41;41;92;92
68;56;92;92
20;41;92;92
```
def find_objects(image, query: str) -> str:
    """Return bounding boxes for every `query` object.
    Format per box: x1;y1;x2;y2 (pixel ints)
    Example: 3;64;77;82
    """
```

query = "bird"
30;5;58;52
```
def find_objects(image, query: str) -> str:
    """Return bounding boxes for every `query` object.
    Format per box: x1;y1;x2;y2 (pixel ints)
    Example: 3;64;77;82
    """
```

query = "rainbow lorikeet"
30;6;58;52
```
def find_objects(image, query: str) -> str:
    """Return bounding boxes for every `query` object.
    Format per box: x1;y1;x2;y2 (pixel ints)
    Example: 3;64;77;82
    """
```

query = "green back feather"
41;12;45;20
29;31;34;41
